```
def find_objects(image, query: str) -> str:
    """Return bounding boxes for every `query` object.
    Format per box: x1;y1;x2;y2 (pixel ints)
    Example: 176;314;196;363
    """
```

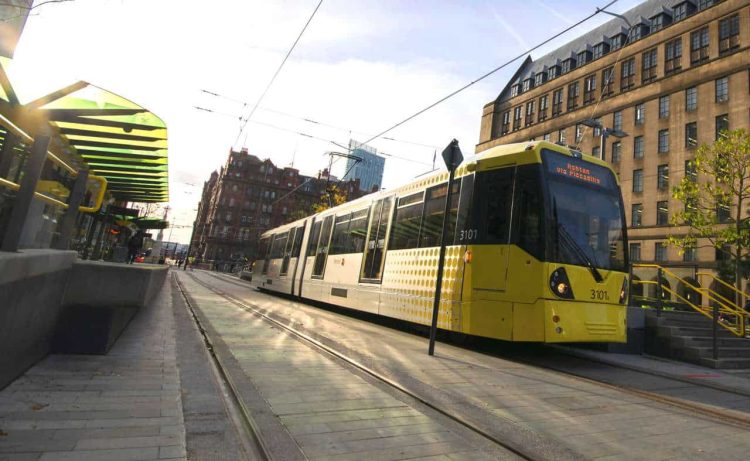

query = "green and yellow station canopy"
32;83;169;203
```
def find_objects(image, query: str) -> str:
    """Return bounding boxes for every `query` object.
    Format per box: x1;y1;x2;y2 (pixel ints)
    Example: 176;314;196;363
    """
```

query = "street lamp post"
580;118;628;161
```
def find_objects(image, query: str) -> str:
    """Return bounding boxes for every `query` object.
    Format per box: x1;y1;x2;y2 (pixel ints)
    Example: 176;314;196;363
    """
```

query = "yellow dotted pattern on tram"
380;246;463;330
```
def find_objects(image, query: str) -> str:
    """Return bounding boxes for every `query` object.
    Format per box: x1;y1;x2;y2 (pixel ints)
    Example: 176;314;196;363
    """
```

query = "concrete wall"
0;250;76;389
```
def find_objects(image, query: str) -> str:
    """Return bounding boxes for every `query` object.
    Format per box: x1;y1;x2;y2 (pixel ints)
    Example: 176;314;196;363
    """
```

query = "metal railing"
631;264;747;338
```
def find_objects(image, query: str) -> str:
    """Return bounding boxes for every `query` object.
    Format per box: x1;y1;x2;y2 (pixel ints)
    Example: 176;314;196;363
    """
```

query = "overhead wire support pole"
358;0;618;147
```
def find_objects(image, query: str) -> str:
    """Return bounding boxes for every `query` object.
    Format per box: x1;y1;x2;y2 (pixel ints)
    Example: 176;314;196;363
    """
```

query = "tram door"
360;197;393;282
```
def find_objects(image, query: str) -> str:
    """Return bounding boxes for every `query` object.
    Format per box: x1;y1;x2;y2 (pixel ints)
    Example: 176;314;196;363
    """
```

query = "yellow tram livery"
251;141;629;343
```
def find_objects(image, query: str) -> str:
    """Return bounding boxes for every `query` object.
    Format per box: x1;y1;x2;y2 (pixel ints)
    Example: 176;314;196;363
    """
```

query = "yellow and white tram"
251;141;629;343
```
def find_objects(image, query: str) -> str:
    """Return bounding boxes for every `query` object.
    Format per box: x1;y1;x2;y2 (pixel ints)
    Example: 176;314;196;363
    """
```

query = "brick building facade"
478;0;749;287
191;148;363;264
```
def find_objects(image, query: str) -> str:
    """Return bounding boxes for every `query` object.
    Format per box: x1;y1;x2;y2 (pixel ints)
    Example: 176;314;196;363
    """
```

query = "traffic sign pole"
428;139;463;356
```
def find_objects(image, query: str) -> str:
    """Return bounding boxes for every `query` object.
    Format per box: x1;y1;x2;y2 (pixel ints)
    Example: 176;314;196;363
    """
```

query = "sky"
8;0;642;243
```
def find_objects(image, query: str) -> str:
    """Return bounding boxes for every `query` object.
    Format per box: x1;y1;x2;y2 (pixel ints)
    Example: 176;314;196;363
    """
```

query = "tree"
312;184;348;213
670;129;750;305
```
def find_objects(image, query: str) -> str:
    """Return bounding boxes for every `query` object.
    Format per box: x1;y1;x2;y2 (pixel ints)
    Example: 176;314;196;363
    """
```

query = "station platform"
1;269;749;460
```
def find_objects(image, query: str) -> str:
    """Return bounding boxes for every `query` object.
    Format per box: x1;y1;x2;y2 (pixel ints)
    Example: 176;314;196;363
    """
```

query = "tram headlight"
619;277;629;304
549;268;574;299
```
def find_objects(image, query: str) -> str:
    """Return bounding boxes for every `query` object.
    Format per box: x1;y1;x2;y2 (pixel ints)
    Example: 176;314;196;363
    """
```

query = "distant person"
127;230;144;264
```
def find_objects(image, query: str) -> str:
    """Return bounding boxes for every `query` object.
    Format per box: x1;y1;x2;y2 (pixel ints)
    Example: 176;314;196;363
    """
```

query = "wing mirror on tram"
619;277;629;304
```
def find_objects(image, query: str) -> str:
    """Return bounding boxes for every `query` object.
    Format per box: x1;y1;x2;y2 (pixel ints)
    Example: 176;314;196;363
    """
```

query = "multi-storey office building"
191;148;362;264
478;0;749;293
342;139;386;193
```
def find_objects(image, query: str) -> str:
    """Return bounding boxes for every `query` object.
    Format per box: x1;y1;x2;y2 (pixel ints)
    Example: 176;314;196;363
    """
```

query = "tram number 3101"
458;229;478;241
590;289;610;301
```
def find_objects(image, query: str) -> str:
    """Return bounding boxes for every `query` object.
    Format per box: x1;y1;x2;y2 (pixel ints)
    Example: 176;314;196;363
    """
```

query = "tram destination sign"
542;149;614;189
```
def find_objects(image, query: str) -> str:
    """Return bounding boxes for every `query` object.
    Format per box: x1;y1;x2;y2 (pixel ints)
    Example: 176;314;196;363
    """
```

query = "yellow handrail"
632;263;746;337
0;174;107;213
696;271;750;302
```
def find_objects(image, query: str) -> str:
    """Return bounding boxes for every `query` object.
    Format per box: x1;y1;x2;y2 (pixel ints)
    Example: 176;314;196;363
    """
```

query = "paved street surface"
181;270;750;461
2;269;750;460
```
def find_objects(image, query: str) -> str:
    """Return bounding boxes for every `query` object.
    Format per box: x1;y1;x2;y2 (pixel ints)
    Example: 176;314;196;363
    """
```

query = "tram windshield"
542;149;626;273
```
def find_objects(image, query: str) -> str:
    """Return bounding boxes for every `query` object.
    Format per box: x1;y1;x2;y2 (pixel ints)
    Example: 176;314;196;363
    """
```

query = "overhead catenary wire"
357;0;619;148
234;0;324;149
203;89;440;150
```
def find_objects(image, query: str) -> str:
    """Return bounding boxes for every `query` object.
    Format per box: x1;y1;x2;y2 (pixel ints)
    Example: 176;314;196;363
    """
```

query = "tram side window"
389;192;424;250
473;168;514;244
420;182;460;248
511;166;544;260
312;215;334;277
306;220;322;257
291;225;305;257
348;208;369;253
270;232;288;259
258;236;271;274
454;175;475;244
330;213;352;255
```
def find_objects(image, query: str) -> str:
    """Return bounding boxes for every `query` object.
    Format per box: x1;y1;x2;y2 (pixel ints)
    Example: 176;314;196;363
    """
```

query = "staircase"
645;309;750;369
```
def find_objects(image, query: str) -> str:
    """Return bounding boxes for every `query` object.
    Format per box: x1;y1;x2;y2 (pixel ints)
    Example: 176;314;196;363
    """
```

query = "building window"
665;38;682;74
613;111;622;131
655;242;667;262
658;164;669;190
633;169;644;193
538;95;549;122
621;58;635;91
683;244;696;262
577;50;592;66
715;76;729;102
561;58;576;74
716;245;731;262
558;129;567;144
634;136;644;159
592;146;601;159
651;13;671;32
685;86;697;111
658;130;669;153
657;201;669;226
583;75;596;105
575;124;584;143
548;65;560;80
601;67;614;98
567;82;579;110
522;78;534;92
642;49;657;83
686;122;698;148
552;88;563;117
543;133;551;141
630;243;641;262
592;118;602;137
632;203;643;227
719;14;740;56
690;27;709;64
593;41;610;59
673;2;694;21
510;84;521;97
716;114;729;140
610;33;627;50
659;95;670;118
634;103;645;125
535;72;547;87
685;160;697;182
501;111;510;135
525;101;535;126
630;23;649;42
698;0;715;9
513;106;522;131
612;141;622;163
717;199;731;223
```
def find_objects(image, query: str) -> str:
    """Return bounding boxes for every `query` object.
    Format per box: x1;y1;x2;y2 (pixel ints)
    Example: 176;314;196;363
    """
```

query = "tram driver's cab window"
512;167;544;259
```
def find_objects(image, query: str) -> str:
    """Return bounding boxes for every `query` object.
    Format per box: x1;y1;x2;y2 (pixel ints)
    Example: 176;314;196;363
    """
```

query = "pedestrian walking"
127;230;144;264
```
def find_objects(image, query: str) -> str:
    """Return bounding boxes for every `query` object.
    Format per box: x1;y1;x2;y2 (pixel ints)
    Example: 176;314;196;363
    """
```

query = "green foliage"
670;129;750;300
312;184;348;213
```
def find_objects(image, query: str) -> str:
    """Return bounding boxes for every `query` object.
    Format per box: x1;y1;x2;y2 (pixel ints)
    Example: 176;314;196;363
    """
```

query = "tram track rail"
194;270;750;443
